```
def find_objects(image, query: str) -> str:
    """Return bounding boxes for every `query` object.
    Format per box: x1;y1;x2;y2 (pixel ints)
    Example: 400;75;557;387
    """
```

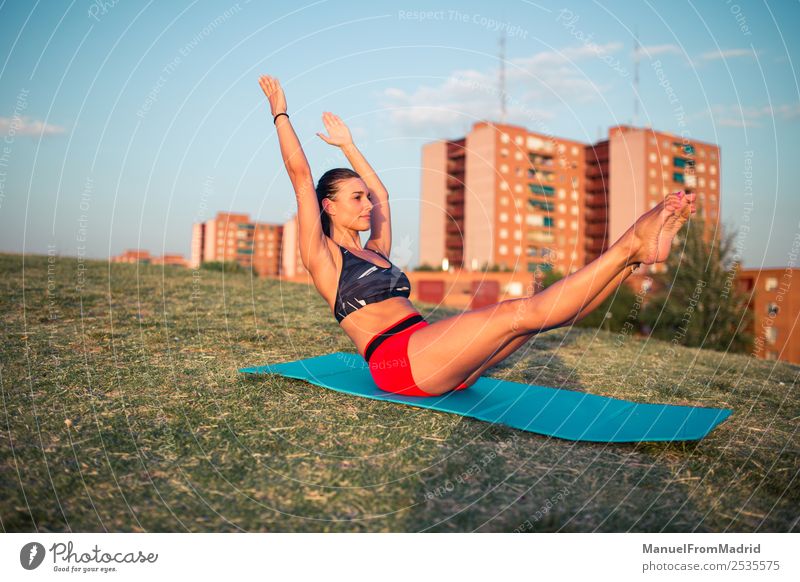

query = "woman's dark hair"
316;168;361;237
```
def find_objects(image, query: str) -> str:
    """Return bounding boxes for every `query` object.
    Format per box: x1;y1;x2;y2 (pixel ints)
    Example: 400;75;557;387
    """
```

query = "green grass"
1;253;797;532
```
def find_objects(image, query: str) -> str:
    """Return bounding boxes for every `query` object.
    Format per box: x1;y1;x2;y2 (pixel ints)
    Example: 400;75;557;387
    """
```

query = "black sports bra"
333;243;412;324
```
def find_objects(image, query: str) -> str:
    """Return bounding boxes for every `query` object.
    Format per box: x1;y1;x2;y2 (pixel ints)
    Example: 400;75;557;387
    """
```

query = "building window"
544;217;554;227
529;184;556;196
528;199;555;212
765;277;778;291
499;228;508;239
500;196;509;206
499;244;508;255
765;326;777;345
673;172;685;183
767;303;779;317
500;164;509;173
500;212;509;222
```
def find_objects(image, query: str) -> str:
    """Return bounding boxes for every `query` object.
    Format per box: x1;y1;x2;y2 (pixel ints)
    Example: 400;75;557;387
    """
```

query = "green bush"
200;260;246;274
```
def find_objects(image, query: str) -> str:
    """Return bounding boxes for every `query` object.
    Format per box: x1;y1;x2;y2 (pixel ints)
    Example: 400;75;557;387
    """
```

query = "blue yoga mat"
240;352;732;443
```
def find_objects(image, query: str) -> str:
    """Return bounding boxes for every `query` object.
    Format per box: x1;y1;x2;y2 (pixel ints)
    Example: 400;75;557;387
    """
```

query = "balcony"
447;159;465;174
585;223;607;237
446;175;464;189
447;205;464;219
446;222;463;236
445;237;463;251
447;190;464;204
585;165;607;179
447;140;466;158
585;193;608;207
584;207;607;222
584;237;606;252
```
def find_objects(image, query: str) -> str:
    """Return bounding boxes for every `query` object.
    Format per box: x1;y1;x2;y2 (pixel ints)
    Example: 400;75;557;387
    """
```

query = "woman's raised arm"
259;75;329;271
317;112;392;255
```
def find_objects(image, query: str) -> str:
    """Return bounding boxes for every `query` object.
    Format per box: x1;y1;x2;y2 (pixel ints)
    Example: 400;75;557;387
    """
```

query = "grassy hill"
1;253;797;532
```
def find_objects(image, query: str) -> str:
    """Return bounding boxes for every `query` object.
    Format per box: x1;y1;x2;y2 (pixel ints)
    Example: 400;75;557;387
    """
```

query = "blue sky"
1;0;798;269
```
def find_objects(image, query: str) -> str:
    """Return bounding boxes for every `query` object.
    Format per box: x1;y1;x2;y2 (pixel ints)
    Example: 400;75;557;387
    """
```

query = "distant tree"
574;280;641;332
414;263;436;271
640;220;753;353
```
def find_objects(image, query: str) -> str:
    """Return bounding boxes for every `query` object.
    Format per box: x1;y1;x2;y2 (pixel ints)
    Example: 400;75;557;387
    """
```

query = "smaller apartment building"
737;267;800;365
191;212;283;276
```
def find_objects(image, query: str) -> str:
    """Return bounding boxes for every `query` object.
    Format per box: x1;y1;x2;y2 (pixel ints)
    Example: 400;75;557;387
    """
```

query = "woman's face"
329;177;373;231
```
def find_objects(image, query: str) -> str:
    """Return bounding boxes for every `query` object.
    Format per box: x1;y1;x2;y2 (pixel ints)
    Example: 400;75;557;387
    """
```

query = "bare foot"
624;190;697;265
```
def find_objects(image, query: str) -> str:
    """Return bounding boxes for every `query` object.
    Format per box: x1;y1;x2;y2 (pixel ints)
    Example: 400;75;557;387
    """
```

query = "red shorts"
364;312;468;397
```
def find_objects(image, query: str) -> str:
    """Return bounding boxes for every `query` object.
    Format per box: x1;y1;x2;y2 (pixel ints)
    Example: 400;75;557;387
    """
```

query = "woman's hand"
258;75;287;116
316;112;353;147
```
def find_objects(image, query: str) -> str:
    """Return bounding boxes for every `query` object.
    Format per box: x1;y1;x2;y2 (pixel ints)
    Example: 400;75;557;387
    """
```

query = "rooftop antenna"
633;28;640;127
498;32;507;124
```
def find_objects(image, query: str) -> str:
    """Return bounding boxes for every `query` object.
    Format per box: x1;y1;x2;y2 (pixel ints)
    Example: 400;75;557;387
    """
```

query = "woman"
258;75;696;397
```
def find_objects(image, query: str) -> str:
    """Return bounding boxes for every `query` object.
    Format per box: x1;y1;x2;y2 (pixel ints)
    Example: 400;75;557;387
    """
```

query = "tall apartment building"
190;211;282;276
421;121;721;276
737;267;800;364
421;121;588;275
585;125;721;264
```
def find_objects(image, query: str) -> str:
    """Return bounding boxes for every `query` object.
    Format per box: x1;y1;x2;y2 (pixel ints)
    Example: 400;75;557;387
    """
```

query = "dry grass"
1;253;797;532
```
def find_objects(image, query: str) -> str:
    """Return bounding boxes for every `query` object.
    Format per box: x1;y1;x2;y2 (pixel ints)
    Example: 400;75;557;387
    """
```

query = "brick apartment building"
585;125;721;265
737;267;800;365
190;212;283;276
421;121;587;275
111;249;188;267
421;121;721;276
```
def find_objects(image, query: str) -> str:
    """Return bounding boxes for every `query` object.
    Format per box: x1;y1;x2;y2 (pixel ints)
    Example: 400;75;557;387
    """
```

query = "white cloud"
381;44;622;136
699;48;757;61
638;44;681;57
709;103;800;128
0;116;66;136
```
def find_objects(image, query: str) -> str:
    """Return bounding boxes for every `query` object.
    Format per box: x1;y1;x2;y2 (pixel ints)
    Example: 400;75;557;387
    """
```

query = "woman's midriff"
337;296;419;358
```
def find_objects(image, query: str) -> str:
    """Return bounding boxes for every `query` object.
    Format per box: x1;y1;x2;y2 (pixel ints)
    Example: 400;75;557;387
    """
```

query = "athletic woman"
259;75;697;397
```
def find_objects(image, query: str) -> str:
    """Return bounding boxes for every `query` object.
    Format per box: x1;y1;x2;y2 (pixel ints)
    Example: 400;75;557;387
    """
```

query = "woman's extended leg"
407;191;695;395
456;260;643;387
